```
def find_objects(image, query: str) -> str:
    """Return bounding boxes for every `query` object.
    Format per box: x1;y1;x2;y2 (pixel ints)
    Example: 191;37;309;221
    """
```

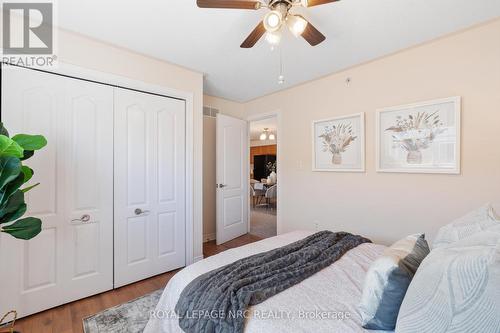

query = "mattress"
144;230;391;333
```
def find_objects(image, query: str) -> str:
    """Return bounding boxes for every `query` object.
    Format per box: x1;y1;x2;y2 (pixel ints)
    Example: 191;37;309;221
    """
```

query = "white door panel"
216;114;248;245
1;68;65;317
0;67;113;317
114;88;186;287
61;78;114;301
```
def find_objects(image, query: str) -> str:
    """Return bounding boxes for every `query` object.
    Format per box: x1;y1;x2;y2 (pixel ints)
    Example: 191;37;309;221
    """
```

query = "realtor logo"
2;1;56;67
2;3;53;54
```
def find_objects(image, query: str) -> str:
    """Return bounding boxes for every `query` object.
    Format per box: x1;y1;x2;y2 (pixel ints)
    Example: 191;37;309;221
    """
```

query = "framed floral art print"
376;96;461;174
312;113;365;172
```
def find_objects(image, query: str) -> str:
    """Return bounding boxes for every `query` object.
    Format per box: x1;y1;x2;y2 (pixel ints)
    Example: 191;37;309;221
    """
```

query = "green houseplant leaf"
0;190;25;220
0;135;24;158
0;203;27;224
12;134;47;151
0;123;9;137
21;150;35;161
21;183;40;193
1;217;42;240
0;123;47;241
0;172;25;203
0;156;22;189
21;165;34;183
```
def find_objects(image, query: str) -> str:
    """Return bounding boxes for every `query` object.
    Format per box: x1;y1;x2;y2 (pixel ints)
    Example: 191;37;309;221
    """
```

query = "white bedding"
144;230;390;333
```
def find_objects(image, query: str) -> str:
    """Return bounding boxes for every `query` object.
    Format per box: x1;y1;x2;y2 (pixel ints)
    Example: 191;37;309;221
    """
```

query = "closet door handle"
134;208;150;216
71;214;91;223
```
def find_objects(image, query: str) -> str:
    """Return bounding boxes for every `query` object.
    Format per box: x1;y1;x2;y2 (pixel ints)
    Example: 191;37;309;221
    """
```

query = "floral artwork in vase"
313;113;365;172
385;111;445;164
319;123;357;165
377;97;461;174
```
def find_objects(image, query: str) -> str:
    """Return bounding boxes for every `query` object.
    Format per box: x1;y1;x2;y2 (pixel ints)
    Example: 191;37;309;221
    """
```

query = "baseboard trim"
203;233;216;243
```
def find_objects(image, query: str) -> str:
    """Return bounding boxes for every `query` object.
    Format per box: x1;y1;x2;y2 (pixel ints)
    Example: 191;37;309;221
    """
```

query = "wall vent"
203;106;219;118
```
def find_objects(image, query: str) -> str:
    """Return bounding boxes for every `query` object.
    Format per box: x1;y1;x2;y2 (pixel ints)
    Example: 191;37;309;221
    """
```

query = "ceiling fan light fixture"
263;10;283;32
269;133;276;140
287;14;308;37
198;0;330;49
265;31;281;46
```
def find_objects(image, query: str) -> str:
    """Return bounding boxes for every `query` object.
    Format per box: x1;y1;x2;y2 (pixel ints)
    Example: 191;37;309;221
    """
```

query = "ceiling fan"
197;0;339;48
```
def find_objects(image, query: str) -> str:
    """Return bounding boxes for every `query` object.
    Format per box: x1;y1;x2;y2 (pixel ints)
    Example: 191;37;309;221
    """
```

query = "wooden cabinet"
250;145;277;164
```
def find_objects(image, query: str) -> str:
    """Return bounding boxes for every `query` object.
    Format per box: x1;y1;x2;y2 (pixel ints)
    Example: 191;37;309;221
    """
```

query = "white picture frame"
376;96;461;174
312;113;365;172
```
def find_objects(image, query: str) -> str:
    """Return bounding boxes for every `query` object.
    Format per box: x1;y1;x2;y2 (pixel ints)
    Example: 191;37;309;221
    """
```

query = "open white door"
216;114;249;245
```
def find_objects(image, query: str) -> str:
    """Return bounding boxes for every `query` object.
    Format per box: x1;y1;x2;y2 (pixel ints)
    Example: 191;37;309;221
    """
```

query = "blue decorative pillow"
359;234;430;331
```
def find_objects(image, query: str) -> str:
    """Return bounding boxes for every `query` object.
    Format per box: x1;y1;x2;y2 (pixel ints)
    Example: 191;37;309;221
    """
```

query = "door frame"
1;61;197;265
246;110;282;235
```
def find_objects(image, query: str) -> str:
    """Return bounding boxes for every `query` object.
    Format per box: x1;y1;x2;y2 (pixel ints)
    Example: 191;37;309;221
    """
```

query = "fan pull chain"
278;46;285;85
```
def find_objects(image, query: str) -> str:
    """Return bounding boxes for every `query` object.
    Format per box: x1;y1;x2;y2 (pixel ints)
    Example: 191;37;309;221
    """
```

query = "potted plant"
0;122;47;333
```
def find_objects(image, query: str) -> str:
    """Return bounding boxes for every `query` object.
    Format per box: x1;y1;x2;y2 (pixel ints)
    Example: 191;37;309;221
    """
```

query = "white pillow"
396;230;500;333
432;203;500;249
450;225;500;247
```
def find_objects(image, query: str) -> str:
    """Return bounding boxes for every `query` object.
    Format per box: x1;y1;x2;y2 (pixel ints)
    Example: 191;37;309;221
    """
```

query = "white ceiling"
250;117;278;140
56;0;500;102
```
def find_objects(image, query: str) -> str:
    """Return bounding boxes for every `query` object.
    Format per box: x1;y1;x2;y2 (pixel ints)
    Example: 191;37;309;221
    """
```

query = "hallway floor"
250;205;277;239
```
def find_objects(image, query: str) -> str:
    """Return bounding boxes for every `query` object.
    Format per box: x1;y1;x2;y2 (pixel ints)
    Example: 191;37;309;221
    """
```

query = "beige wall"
243;19;500;244
57;29;205;260
202;95;245;241
203;116;217;241
203;95;245;119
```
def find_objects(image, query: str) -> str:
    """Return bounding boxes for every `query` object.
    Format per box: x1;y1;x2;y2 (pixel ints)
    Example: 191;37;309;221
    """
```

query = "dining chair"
250;184;265;207
265;184;277;210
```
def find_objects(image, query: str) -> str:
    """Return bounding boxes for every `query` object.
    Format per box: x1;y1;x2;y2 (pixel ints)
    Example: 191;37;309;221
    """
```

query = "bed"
144;230;390;333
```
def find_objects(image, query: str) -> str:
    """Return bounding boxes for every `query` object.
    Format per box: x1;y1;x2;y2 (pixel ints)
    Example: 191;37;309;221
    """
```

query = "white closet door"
59;78;114;301
114;88;186;287
1;68;64;318
0;67;114;318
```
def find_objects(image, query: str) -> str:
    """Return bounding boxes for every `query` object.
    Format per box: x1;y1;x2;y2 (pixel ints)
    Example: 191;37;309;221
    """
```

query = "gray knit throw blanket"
175;231;371;333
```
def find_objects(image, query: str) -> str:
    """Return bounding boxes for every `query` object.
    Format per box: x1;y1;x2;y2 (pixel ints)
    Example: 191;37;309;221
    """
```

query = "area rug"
83;289;163;333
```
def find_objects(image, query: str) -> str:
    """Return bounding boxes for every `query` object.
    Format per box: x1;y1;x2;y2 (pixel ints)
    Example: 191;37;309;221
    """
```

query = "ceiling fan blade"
304;0;340;7
197;0;261;10
296;15;325;46
240;21;266;48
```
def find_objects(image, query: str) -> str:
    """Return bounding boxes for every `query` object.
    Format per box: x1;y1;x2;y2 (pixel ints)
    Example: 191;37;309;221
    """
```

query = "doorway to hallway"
249;117;278;239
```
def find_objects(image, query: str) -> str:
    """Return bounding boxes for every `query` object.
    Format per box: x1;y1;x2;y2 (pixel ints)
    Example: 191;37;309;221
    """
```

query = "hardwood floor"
9;234;262;333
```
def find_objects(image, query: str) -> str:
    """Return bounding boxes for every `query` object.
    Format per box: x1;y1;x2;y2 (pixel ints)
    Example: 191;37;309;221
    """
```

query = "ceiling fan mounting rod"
269;0;294;10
